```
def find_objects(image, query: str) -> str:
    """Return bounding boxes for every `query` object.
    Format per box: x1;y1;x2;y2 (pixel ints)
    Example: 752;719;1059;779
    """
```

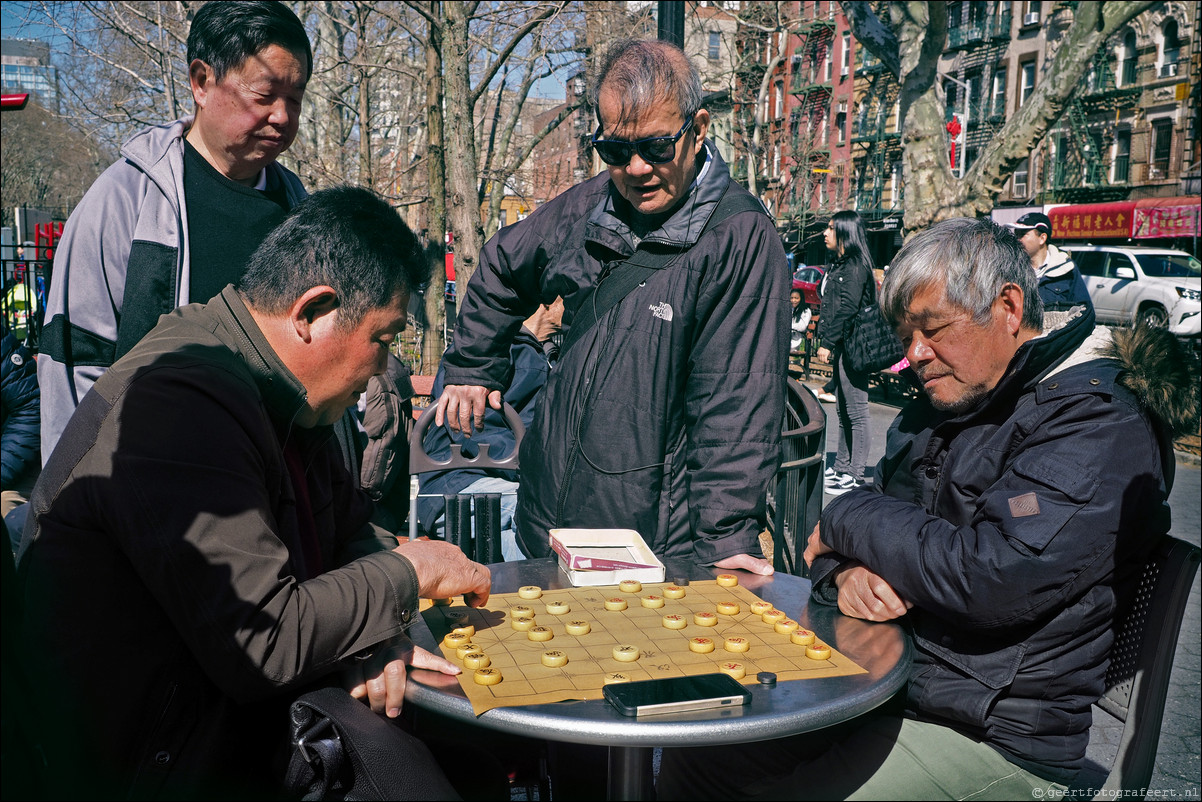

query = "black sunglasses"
591;114;695;166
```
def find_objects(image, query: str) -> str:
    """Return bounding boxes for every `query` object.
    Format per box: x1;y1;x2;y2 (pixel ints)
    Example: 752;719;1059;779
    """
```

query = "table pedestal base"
608;745;654;800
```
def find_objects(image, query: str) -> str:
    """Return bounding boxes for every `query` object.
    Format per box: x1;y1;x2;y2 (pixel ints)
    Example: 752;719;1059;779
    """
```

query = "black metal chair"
408;402;524;565
765;378;826;577
1076;534;1200;799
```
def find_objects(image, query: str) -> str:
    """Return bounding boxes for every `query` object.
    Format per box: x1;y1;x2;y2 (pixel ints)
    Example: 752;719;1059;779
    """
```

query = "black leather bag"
843;283;905;374
284;687;460;801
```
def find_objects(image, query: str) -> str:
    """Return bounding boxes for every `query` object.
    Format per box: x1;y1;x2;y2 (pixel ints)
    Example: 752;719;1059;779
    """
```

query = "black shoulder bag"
284;686;459;801
559;185;767;355
842;271;905;374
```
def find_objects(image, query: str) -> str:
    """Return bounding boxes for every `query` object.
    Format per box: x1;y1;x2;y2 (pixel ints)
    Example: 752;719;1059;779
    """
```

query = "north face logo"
649;302;674;322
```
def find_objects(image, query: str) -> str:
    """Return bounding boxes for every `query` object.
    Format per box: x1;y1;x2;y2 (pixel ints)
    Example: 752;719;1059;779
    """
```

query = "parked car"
1063;244;1201;336
792;265;824;307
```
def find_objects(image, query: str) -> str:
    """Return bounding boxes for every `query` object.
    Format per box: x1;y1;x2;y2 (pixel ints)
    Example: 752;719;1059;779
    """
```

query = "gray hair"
880;217;1043;330
586;39;702;127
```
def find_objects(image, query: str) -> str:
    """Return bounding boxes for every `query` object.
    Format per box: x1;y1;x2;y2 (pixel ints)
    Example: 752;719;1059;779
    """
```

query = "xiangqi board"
421;578;867;715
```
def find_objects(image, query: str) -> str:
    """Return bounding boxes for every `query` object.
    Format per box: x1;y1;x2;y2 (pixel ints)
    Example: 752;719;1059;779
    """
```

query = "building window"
1150;119;1172;176
1159;19;1180;77
1013;157;1029;196
708;31;721;61
990;69;1007;118
841;32;851;77
1112;129;1131;183
836;101;847;144
1023;0;1041;27
774;82;784;119
1120;29;1138;86
1019;60;1036;106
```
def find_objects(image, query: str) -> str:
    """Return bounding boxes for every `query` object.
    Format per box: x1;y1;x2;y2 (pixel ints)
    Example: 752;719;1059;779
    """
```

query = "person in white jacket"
789;287;813;355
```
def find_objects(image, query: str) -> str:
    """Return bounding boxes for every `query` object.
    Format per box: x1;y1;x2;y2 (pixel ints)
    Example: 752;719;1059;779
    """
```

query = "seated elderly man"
15;187;492;800
657;217;1195;800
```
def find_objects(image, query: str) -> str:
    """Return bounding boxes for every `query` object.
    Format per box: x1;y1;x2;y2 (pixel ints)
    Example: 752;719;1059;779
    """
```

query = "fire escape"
785;14;834;231
850;48;901;220
1041;53;1141;203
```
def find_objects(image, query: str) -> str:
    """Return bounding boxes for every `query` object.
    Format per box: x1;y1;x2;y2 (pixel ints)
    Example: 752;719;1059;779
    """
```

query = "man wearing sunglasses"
435;38;790;577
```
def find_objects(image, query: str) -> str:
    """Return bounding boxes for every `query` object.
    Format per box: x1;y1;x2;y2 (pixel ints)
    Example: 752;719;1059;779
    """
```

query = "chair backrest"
408;403;525;563
1091;534;1200;799
409;402;525;474
765;378;826;576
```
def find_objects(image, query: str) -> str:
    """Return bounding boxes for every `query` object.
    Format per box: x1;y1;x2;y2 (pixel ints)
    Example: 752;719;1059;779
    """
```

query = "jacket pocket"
988;452;1101;552
910;628;1026;728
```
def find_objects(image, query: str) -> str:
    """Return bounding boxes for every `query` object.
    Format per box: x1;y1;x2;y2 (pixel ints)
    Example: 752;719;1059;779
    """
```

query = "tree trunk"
358;64;373;190
442;1;484;301
422;0;448;373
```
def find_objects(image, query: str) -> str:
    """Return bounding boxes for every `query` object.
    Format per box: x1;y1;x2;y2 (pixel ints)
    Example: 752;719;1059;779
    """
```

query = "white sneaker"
823;469;848;488
825;474;862;496
817;391;837;403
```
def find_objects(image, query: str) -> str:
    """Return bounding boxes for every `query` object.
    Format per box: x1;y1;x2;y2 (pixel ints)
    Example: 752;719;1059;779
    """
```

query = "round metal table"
405;557;912;800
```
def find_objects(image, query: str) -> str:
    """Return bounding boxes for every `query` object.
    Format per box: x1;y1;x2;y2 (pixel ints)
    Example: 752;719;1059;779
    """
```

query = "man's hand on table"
714;552;774;576
392;537;492;608
803;521;832;567
804;522;910;622
344;638;460;718
832;563;911;622
436;384;502;436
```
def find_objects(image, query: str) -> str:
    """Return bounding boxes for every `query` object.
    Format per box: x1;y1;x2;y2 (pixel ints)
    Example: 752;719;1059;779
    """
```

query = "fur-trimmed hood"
1104;324;1200;438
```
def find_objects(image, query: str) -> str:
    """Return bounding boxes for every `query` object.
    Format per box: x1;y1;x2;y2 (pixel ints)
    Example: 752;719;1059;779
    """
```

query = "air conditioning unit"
1159;62;1179;78
840;64;849;77
1023;12;1040;25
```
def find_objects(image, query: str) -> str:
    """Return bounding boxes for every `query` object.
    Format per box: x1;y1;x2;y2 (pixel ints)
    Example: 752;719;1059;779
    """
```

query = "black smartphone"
602;673;752;717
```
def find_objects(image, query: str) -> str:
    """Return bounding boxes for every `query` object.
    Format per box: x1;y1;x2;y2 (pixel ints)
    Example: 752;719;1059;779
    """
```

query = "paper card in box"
549;528;665;586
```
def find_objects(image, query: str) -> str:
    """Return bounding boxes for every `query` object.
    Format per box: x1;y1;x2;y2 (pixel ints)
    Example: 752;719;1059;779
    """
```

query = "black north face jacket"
442;146;791;565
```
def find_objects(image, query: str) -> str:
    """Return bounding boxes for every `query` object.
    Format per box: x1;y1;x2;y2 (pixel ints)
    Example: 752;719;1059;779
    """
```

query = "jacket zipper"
554;269;623;525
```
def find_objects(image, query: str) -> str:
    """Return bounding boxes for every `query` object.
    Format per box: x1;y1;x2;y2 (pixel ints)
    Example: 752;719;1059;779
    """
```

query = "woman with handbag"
816;210;876;495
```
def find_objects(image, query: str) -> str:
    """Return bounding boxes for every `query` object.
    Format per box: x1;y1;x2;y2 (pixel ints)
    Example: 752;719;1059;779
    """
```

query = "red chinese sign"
1133;197;1200;238
1050;201;1134;239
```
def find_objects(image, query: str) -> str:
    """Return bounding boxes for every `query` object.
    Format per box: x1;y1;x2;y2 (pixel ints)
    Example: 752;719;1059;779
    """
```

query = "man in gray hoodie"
38;1;310;460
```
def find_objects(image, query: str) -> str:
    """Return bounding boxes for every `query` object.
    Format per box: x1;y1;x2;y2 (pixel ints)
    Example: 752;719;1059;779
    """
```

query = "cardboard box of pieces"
549;528;666;587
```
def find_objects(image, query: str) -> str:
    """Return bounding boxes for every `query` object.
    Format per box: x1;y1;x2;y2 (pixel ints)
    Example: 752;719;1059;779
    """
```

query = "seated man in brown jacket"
14;187;491;799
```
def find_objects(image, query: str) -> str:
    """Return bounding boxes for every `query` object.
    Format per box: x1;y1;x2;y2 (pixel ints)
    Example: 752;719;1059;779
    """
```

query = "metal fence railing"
1;257;51;351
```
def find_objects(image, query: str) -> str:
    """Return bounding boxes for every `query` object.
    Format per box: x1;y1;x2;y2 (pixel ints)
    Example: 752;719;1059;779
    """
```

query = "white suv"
1063;245;1201;337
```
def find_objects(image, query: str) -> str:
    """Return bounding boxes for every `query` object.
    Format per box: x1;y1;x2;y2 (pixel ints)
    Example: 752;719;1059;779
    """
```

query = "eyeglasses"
591;113;695;166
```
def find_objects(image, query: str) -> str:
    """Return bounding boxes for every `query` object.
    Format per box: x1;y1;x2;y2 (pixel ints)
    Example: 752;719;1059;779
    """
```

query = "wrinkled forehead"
596;85;681;131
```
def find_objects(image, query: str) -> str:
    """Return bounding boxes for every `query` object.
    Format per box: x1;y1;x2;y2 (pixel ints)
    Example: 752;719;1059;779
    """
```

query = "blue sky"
1;2;66;49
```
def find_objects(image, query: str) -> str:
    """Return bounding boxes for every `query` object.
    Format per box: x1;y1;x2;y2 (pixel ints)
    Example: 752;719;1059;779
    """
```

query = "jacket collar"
1037;244;1074;278
585;140;731;255
212;285;310;432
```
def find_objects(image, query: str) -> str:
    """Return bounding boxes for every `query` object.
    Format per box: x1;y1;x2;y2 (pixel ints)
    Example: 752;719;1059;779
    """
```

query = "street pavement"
809;379;1201;800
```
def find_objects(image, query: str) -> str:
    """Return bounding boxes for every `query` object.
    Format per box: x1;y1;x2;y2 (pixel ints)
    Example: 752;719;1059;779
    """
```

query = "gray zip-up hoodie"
36;117;306;461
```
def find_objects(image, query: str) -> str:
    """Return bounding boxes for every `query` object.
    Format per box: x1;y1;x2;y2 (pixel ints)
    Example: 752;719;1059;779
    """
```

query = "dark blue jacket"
1037;244;1094;321
2;326;40;490
416;328;552;536
811;310;1179;782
